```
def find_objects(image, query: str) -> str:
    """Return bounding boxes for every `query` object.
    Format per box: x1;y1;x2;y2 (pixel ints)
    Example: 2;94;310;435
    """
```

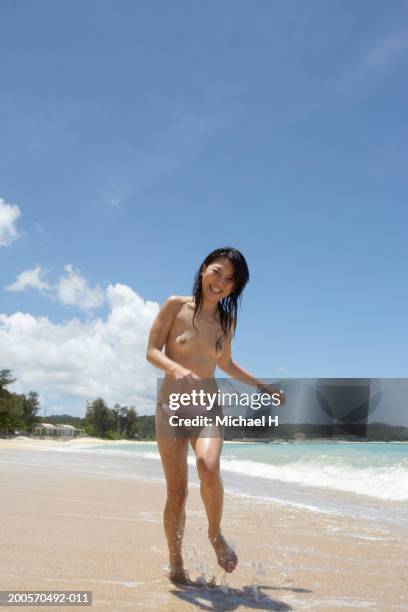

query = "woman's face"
201;257;235;302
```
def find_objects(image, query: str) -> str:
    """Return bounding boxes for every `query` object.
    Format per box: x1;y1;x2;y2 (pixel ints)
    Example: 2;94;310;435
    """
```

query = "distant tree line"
0;369;40;437
35;403;156;440
0;368;156;440
2;368;407;441
44;414;84;428
85;398;148;440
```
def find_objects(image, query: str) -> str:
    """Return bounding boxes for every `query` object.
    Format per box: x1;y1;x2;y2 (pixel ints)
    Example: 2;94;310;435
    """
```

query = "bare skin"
146;257;284;583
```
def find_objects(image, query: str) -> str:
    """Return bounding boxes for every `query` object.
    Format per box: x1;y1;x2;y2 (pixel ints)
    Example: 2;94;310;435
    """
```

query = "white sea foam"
217;458;408;501
26;442;408;502
117;448;407;502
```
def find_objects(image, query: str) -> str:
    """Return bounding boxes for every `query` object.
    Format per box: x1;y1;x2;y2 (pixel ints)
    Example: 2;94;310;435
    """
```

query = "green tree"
22;391;41;434
0;369;16;389
0;369;24;437
124;406;138;439
118;405;129;436
84;398;114;438
112;403;120;433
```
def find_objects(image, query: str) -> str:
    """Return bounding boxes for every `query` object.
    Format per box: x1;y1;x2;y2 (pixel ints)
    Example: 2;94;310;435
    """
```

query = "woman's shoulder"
165;295;193;305
162;295;194;313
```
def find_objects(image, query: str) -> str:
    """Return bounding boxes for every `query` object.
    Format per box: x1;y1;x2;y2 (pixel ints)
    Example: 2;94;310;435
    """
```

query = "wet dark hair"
191;247;250;353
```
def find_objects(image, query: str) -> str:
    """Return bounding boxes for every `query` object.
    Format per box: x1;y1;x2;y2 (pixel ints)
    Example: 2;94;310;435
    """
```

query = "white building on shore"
33;423;85;438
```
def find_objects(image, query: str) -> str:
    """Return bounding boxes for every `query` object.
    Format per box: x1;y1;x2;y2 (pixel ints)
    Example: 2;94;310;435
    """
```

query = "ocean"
1;440;407;531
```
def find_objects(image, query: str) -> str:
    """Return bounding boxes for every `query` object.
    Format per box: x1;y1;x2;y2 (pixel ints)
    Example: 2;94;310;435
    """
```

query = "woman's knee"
166;486;188;508
196;457;220;485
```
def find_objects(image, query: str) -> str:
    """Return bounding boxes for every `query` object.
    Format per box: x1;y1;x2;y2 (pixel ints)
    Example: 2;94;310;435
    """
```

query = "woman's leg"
190;433;238;573
156;408;190;582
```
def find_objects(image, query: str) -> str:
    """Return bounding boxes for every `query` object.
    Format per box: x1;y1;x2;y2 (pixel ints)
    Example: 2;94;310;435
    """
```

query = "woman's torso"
158;296;225;403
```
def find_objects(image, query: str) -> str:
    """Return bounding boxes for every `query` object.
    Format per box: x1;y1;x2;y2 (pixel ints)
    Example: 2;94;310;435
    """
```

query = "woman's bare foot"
168;567;194;585
208;531;238;573
168;553;194;585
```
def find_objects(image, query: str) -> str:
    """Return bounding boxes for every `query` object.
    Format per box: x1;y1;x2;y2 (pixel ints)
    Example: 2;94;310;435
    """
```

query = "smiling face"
201;257;235;302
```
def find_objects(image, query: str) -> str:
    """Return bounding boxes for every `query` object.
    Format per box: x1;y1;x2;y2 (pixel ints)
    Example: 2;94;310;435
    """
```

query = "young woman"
146;246;284;584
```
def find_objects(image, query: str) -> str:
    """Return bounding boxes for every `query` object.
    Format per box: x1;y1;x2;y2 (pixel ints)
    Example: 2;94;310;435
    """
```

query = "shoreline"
2;436;408;532
1;435;407;451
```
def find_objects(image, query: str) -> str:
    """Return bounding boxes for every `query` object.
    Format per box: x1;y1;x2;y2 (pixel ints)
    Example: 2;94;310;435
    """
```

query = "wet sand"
0;439;407;611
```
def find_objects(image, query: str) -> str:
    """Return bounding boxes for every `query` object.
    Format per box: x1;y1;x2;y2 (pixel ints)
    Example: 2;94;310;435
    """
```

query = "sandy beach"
1;438;407;611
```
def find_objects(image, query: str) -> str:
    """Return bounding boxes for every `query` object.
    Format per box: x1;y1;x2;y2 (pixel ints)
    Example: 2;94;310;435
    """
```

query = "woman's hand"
168;365;201;384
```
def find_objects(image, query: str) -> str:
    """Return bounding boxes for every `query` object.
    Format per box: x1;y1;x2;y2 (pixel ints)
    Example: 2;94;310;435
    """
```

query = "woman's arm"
146;296;199;380
217;332;285;402
216;330;257;385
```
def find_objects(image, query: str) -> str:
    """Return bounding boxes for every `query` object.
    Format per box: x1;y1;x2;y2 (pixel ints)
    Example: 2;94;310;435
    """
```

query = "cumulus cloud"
6;264;50;293
56;264;105;311
5;263;106;313
0;284;160;415
0;198;22;246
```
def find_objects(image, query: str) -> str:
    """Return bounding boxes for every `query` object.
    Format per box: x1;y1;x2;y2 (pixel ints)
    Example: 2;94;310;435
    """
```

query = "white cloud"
5;263;106;313
0;198;22;247
335;29;408;93
56;264;105;312
6;264;50;293
0;284;160;415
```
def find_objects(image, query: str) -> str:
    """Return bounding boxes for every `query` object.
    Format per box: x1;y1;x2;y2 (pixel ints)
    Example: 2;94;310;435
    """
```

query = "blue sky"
1;0;407;417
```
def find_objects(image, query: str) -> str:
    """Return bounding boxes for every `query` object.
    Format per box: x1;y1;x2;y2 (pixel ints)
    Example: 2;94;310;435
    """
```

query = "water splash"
190;543;208;587
250;561;265;601
219;571;229;594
